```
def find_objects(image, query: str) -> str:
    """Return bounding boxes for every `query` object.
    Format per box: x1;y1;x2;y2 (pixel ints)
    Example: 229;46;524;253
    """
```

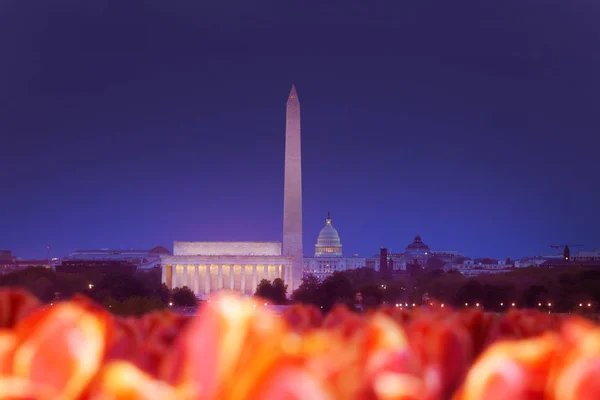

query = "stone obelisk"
283;84;303;291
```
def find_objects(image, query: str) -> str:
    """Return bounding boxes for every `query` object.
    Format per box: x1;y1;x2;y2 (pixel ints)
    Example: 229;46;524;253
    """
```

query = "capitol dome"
314;212;343;257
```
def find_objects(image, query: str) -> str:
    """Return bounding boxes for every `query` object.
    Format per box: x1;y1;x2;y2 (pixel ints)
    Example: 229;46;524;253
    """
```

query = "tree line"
0;267;197;316
3;265;600;316
258;266;600;314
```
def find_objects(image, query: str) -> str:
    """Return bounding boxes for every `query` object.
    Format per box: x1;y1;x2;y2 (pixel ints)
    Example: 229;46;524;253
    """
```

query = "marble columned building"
161;85;303;298
161;242;292;297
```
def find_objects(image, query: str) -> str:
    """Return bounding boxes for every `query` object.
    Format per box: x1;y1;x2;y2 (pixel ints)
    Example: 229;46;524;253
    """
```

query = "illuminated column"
166;265;173;290
193;265;199;295
251;265;257;293
161;264;166;284
278;264;282;280
218;265;223;289
174;265;181;288
229;265;234;290
183;265;188;288
205;265;211;295
240;265;246;294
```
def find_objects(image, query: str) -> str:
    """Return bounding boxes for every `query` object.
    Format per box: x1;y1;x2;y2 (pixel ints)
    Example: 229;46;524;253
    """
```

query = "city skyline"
1;2;599;260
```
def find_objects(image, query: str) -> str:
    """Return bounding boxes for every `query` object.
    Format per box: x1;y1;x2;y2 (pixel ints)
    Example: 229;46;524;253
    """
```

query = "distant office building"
56;260;137;275
365;257;380;271
571;250;600;262
303;213;365;280
539;257;600;268
65;246;170;269
445;260;514;277
0;250;51;276
514;254;563;268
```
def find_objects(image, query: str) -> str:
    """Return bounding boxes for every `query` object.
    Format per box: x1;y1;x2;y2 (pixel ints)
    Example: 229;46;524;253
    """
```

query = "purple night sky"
1;1;599;260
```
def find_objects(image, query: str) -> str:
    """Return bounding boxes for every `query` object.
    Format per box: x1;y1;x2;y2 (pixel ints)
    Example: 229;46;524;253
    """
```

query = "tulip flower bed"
1;288;599;400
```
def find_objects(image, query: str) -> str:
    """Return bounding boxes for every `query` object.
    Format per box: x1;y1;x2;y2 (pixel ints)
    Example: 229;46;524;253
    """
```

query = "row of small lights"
395;303;418;307
391;302;594;309
465;302;593;308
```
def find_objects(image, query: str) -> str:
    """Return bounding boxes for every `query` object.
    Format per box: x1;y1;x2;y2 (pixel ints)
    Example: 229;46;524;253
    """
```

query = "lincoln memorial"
161;241;293;299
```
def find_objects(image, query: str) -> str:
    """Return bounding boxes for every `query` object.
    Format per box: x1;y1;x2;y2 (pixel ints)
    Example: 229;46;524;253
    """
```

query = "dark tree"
104;296;164;316
135;267;162;294
171;286;198;307
481;283;509;311
426;256;446;271
291;275;322;306
356;283;383;309
90;272;150;302
158;283;171;304
320;271;355;312
271;278;288;304
522;284;549;308
255;279;274;299
254;279;288;305
455;279;484;306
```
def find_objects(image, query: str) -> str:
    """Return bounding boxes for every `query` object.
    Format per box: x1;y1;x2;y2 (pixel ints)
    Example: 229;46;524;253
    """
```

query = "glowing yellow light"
548;303;552;307
588;303;592;307
500;302;504;306
538;303;542;306
465;303;468;306
476;303;479;307
441;304;445;308
511;303;515;307
412;303;415;307
580;303;583;307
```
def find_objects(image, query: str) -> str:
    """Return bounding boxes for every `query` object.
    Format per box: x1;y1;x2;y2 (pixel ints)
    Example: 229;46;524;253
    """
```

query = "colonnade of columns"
162;263;292;296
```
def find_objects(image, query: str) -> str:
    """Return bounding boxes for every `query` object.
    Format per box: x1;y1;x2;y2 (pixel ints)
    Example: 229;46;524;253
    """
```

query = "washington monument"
283;84;303;290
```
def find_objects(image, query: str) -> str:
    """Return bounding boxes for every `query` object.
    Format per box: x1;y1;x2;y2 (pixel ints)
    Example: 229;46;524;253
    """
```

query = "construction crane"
549;244;584;261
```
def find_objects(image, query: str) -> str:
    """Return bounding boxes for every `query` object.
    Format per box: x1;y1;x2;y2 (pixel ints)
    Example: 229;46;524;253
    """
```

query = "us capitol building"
303;212;366;280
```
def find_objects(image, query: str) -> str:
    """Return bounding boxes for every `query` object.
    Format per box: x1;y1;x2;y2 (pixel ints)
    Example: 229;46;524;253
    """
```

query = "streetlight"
538;303;542;307
580;303;583;307
511;303;515;307
500;303;504;306
476;303;480;307
548;303;552;307
465;303;468;306
412;303;415;307
168;302;173;307
588;303;592;308
88;283;94;290
441;304;445;308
